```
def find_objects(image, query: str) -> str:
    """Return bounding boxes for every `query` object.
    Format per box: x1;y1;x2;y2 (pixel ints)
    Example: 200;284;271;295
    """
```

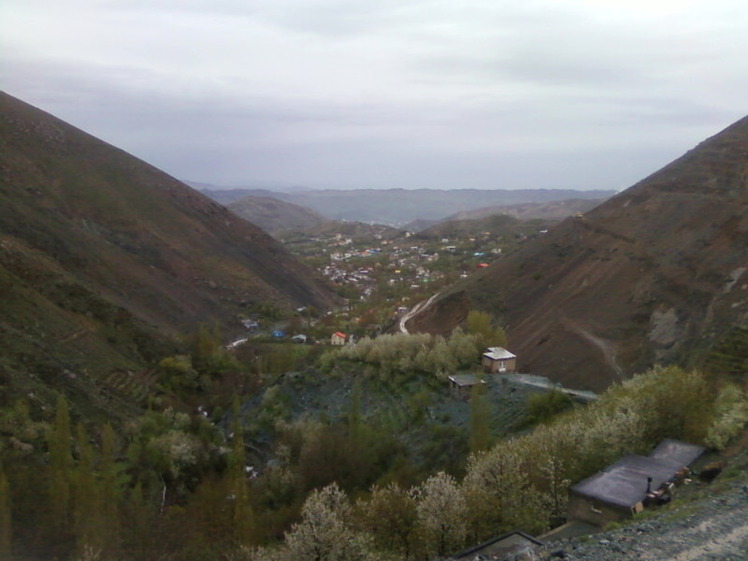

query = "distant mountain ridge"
227;195;329;234
409;198;605;236
407;116;748;391
442;198;604;223
0;91;338;414
201;187;615;226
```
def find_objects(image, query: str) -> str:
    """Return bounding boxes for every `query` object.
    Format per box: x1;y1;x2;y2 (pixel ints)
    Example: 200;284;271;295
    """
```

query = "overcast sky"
2;1;746;190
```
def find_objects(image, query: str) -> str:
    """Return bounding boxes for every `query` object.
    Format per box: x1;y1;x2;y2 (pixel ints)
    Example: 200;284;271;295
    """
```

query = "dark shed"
567;439;704;526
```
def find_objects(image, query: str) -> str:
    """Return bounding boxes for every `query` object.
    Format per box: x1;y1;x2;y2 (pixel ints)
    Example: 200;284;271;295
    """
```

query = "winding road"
399;292;441;334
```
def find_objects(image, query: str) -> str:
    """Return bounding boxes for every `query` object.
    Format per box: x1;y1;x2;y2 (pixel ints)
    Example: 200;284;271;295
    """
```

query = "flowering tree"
414;472;467;558
283;483;373;561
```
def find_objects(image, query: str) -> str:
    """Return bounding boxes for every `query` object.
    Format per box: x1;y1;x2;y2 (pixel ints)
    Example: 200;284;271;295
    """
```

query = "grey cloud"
2;1;746;191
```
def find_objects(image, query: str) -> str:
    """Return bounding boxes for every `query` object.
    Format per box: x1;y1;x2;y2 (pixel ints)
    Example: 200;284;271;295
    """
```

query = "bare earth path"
399;292;441;334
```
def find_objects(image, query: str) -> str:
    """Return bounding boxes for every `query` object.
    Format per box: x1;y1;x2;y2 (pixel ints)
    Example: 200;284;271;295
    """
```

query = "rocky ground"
533;443;748;561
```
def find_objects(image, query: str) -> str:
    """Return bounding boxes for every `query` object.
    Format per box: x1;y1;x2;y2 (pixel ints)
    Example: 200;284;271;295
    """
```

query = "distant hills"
201;187;615;226
439;198;605;223
227;195;329;234
412;198;603;239
407;116;748;391
0;91;337;415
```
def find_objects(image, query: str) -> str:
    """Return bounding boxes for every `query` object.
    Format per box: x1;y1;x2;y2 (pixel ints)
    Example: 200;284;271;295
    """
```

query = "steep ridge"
0;91;337;412
407;117;748;391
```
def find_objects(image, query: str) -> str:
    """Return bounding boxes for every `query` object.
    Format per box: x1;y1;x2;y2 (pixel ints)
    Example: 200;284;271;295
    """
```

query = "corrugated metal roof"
483;346;516;360
570;455;678;509
448;374;484;387
650;439;705;467
570;439;704;509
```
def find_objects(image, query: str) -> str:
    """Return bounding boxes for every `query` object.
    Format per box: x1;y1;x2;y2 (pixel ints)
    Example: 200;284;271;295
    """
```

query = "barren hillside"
407;117;748;390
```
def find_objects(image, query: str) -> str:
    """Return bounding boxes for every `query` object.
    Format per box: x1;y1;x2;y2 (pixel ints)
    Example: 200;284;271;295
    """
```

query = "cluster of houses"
313;231;512;312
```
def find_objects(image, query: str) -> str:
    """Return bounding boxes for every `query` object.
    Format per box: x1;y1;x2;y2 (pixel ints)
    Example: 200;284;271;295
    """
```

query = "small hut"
330;332;347;345
448;374;485;399
567;439;704;526
482;347;517;373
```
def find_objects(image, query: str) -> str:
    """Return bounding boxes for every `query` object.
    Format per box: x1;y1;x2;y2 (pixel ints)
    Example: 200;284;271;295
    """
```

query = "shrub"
704;383;748;450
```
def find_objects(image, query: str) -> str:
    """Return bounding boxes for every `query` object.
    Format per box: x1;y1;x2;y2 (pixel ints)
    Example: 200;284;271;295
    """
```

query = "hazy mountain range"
201;186;615;226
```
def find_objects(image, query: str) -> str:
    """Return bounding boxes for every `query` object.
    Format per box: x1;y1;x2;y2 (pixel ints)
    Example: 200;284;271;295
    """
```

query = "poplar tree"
0;462;11;560
468;383;491;454
47;394;73;526
230;399;253;545
100;424;122;553
348;380;363;443
73;423;101;556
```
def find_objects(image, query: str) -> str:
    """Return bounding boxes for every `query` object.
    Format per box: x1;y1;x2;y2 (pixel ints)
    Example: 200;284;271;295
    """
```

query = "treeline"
320;310;506;383
1;395;253;560
2;361;747;560
246;365;748;561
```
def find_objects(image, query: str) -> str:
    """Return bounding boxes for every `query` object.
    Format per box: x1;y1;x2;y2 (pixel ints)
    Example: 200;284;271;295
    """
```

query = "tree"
705;383;748;450
47;394;73;526
463;443;548;540
283;483;372;561
414;472;467;558
524;389;573;426
0;462;11;560
99;424;123;553
468;383;492;454
72;423;106;557
448;327;481;368
465;310;506;350
357;483;417;560
190;323;232;376
230;399;254;545
347;380;363;443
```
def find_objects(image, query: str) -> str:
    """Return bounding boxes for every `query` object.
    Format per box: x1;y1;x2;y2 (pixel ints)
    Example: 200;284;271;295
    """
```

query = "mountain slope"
0;91;338;413
442;197;605;223
407;117;748;391
227;195;329;234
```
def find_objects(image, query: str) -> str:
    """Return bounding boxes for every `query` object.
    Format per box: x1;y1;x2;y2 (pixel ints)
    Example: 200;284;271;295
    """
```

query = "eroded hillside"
408;116;748;391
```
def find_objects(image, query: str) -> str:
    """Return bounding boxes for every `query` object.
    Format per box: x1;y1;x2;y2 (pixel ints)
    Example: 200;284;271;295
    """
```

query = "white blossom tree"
463;441;548;540
414;472;467;558
282;483;373;561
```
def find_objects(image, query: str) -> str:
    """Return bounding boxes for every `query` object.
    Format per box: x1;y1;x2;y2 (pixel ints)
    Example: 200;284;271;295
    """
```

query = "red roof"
332;332;347;338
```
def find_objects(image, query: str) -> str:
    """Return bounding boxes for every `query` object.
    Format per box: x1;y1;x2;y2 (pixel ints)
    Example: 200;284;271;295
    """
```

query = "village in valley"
264;219;551;342
218;218;742;561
